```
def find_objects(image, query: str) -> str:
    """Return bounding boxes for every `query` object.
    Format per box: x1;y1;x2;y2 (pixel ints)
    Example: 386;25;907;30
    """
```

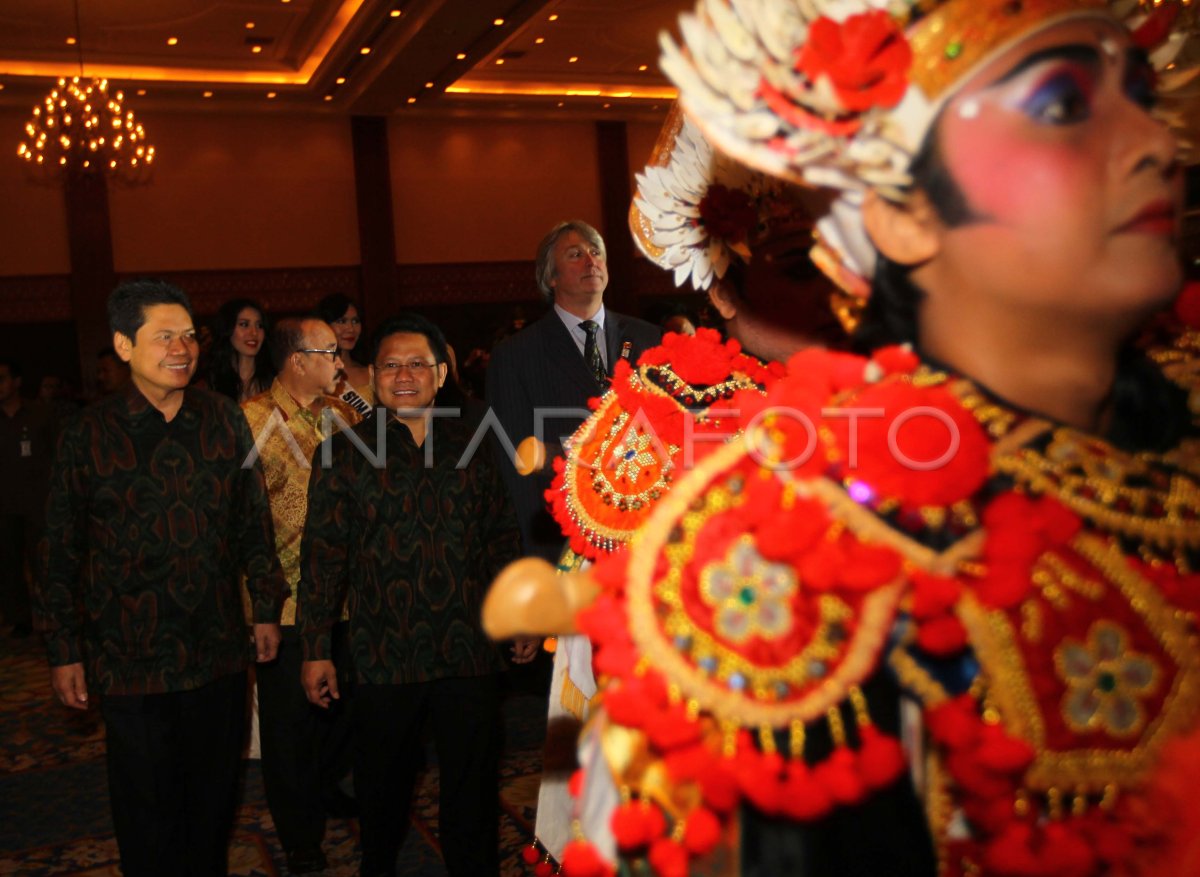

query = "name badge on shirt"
620;341;632;362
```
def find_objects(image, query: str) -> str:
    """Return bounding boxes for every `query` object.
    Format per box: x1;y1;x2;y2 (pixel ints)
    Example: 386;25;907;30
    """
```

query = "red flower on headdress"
795;11;912;113
698;183;758;245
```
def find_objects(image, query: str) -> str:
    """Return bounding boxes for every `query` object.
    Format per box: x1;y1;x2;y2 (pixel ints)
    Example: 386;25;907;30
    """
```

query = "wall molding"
0;257;680;324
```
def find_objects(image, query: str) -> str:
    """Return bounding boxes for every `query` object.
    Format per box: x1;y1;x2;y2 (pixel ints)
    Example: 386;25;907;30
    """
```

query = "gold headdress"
659;0;1199;294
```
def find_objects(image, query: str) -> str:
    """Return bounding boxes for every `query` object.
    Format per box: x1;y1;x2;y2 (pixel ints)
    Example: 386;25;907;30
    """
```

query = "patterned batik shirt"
299;412;520;684
36;384;287;695
241;379;362;625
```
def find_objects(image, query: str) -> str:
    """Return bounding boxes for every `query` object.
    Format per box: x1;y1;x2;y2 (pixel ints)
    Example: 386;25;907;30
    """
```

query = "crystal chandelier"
16;2;155;181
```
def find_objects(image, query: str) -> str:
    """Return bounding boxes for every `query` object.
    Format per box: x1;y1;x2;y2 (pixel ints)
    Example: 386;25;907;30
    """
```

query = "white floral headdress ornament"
630;106;798;291
658;0;1199;296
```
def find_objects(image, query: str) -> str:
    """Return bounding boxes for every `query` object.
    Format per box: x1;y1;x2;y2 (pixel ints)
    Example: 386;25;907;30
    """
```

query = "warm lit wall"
107;110;361;273
0;107;72;277
0;109;668;281
626;120;664;184
389;117;606;264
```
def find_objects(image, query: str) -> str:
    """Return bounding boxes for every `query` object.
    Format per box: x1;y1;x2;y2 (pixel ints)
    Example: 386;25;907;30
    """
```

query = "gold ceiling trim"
0;0;365;86
446;80;677;99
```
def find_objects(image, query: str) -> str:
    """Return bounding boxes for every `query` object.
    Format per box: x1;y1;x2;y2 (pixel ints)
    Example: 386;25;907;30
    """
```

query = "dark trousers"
257;623;354;850
354;675;501;877
101;671;248;877
0;513;36;628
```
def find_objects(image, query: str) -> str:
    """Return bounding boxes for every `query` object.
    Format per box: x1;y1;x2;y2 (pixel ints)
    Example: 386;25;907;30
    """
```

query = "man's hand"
253;623;282;662
50;663;89;710
302;659;340;708
510;637;540;664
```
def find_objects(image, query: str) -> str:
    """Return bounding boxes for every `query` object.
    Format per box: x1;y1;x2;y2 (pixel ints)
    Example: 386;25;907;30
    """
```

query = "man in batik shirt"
36;279;286;877
242;316;362;874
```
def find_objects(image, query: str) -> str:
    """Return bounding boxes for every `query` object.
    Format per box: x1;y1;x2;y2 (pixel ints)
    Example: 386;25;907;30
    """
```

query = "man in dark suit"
486;220;661;562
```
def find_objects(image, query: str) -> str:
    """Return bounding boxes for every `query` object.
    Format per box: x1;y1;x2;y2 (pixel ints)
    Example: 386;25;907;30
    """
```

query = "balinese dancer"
486;0;1200;874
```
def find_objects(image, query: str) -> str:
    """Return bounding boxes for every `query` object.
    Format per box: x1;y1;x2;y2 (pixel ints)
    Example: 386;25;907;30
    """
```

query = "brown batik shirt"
36;383;287;695
298;412;519;684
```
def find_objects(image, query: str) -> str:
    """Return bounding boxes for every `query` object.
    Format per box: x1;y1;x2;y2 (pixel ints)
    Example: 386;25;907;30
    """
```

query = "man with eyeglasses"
298;313;536;877
240;317;363;874
35;279;287;877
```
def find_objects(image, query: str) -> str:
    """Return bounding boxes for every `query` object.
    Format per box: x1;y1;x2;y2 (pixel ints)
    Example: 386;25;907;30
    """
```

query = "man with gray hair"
486;220;660;563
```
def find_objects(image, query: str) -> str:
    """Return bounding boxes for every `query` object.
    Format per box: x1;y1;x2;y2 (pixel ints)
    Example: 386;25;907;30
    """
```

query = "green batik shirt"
298;412;519;684
36;384;287;695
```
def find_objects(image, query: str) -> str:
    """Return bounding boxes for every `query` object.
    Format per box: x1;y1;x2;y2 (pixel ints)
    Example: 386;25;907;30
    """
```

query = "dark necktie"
580;319;607;384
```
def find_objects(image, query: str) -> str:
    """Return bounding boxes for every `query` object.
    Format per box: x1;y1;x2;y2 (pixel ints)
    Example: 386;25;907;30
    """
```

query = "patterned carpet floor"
0;635;547;876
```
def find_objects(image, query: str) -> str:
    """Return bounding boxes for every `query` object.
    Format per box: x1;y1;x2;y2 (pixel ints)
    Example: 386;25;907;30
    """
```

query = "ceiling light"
495;58;505;65
603;103;610;108
203;90;213;97
266;91;277;99
534;37;544;44
66;37;77;45
167;37;178;46
336;76;346;84
425;81;433;88
136;88;146;96
324;95;333;101
556;101;564;107
245;22;255;29
251;45;263;53
21;2;156;183
390;9;402;17
548;14;559;21
568;56;578;63
456;52;466;60
638;64;648;71
360;46;371;54
406;97;416;104
493;18;505;25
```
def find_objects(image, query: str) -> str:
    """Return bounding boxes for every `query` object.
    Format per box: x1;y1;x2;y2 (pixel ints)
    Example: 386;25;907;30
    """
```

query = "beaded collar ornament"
658;0;1199;296
547;329;781;560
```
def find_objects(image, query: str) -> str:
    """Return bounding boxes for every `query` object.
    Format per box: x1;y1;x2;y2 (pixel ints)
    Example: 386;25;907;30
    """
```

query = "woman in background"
207;298;273;402
317;293;373;419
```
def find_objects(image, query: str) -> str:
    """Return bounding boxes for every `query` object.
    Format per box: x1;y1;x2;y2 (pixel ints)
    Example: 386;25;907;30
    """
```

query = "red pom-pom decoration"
857;726;907;790
560;840;612;877
647;838;690;877
682;806;723;855
611;800;667;851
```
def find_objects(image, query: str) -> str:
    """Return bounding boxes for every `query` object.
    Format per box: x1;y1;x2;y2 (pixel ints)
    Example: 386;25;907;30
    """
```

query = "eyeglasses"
297;347;339;362
377;360;438;374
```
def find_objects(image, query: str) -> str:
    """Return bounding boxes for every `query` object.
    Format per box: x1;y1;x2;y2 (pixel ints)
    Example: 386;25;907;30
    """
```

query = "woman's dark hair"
316;293;366;366
852;117;977;355
206;298;274;401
